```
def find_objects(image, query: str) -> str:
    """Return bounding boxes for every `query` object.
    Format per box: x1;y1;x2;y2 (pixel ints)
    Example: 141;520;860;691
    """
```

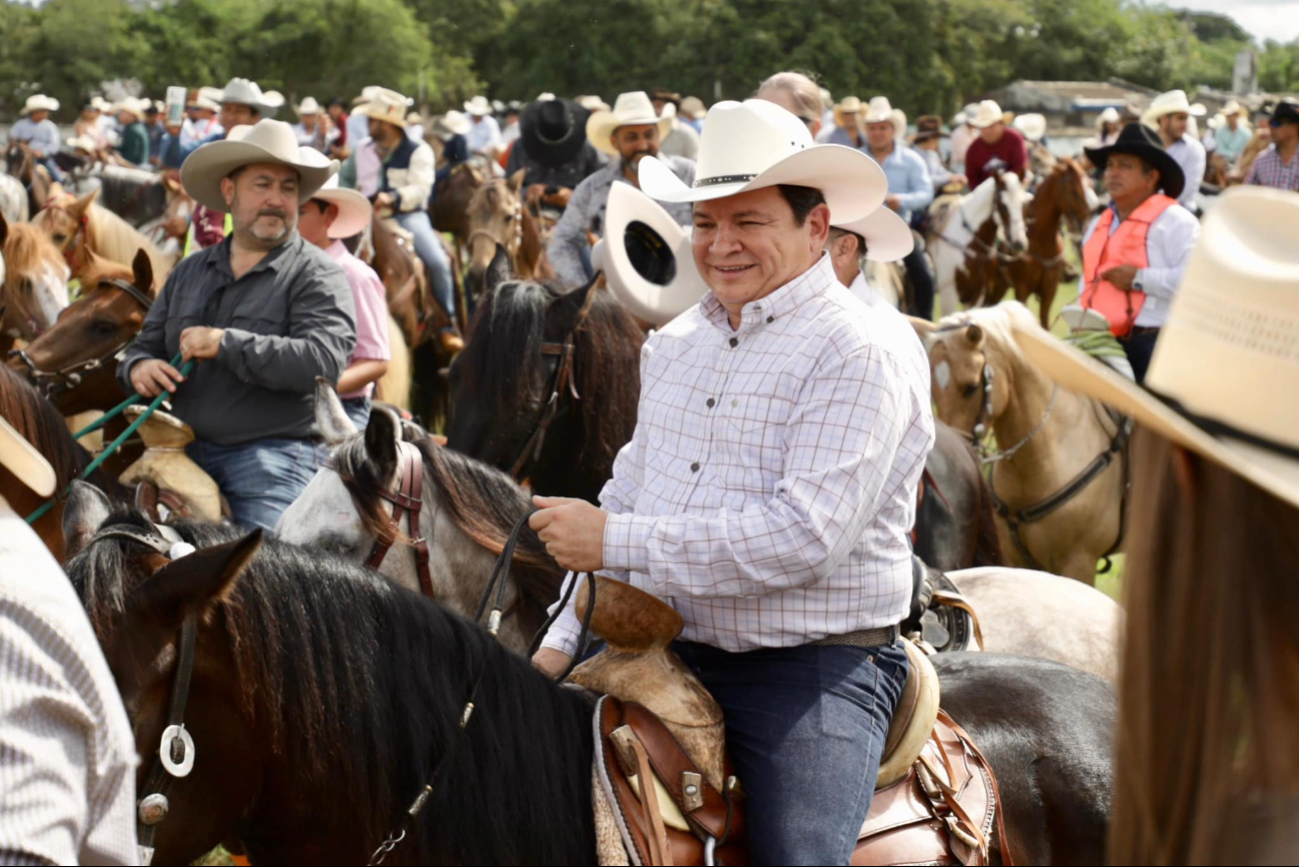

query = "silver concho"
159;724;195;777
138;792;170;825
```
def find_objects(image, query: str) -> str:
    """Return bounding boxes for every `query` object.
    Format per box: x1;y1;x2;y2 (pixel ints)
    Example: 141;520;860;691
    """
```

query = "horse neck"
1027;175;1063;248
962;183;1000;245
988;337;1070;472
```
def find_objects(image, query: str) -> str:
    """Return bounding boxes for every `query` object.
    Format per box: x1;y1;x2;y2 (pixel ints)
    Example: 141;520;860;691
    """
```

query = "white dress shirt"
1078;201;1201;328
466;115;501;155
542;255;935;654
847;272;931;374
0;498;138;866
1165;133;1206;211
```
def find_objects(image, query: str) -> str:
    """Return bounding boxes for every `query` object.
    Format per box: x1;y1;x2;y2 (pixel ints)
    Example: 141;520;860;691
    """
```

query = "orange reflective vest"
1081;194;1177;336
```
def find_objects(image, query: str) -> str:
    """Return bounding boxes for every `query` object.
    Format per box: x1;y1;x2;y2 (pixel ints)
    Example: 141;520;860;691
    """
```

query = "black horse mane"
68;510;596;862
0;364;116;496
459;277;643;475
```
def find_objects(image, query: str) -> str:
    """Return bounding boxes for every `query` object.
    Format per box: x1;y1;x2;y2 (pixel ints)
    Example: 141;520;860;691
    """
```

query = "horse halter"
84;523;198;867
10;277;154;396
326;439;434;598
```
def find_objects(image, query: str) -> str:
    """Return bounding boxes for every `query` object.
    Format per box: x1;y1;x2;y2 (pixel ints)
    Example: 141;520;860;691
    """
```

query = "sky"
1153;0;1299;44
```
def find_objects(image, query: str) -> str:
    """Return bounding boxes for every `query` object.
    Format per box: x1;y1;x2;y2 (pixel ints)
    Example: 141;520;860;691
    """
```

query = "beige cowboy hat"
577;95;611;114
440;110;472;136
464;95;493;116
112;97;148;121
592;182;708;327
181;119;338;212
362;88;411;128
1221;99;1244;117
296;96;322;116
1013;112;1047;143
680;96;707;121
0;416;56;498
833;95;865;127
833;207;914;262
1016;186;1299;509
351;85;382;107
1096;106;1120;128
20;94;60;116
968;100;1005;130
219;78;284;116
309;174;372;239
1141;89;1206;126
862;96;894;125
586;91;674;157
638;98;888;224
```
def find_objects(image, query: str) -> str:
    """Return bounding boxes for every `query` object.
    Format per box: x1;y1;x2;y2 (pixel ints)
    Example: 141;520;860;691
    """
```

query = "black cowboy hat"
1269;99;1299;126
519;98;591;167
1084;122;1185;201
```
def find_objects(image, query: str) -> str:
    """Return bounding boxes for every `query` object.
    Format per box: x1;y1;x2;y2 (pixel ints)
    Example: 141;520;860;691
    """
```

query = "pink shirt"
326;240;391;399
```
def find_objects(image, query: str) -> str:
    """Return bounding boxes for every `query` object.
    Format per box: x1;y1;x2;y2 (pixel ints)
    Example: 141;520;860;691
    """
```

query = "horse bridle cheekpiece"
86;523;198;867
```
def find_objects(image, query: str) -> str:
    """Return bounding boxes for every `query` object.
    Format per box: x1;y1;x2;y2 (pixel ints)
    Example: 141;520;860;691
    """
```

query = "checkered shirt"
541;255;935;654
1245;144;1299;192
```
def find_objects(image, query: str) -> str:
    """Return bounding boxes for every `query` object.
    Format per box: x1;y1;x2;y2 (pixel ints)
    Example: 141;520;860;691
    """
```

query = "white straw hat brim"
0;415;56;497
311;186;372;238
834;207;915;262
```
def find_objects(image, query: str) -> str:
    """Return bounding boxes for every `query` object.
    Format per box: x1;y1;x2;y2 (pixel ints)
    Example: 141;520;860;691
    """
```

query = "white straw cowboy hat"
296;96;322;116
891;108;907;140
20;94;60;116
577;95;611;114
309;174;372;239
0;416;56;498
91;95;112;113
352;85;381;107
464;96;493;116
833;207;915;262
111;97;148;121
1096;106;1120;127
440;110;472;136
181;119;338;212
638;98;888;223
66;134;99;153
362;88;411;128
680;96;707;121
833;96;865;127
586;91;674;157
193;87;223;112
1013;112;1047;143
218;78;284;116
1141;89;1206;126
1016;186;1299;509
862;96;894;124
968;100;1005;130
1221;99;1244;117
592;182;707;327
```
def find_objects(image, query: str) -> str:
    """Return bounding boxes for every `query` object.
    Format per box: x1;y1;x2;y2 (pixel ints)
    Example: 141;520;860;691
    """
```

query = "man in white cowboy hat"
180;86;225;151
9;94;65;182
531;98;934;863
862;96;936;318
824;95;867;148
0;429;137;865
339;87;460;353
112;97;151;168
293;96;326;148
1214;100;1252;167
344;86;383;157
1079;122;1199;383
1142;89;1206;212
297;175;390;429
119;119;357;531
161;77;285;169
963;99;1027;190
1091;106;1122;149
547;90;693;289
463;95;502;158
948;102;981;175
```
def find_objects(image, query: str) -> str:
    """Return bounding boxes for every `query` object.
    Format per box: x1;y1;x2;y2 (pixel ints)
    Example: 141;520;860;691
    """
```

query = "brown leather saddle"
571;577;1010;867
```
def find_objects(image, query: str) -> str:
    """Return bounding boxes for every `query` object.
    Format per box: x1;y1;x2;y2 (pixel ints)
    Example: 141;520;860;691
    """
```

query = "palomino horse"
0;173;28;223
69;484;1115;865
1001;157;1094;328
35;187;176;283
447;273;643;503
4;140;55;218
465;169;553;297
1;212;70;358
913;302;1128;583
925;169;1028;318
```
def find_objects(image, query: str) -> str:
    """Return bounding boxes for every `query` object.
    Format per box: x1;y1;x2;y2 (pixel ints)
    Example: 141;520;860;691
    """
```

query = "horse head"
4;140;32;183
11;248;153;410
466;170;526;276
0;212;70;341
35;186;99;272
1051;158;1095;233
992;169;1028;255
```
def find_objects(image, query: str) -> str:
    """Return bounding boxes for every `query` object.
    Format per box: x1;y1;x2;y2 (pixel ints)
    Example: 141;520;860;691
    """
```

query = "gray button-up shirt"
119;233;356;445
548;154;695;288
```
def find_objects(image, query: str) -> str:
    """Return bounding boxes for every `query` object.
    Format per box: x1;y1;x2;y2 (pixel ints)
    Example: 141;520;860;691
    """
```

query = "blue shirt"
826;127;867;150
160;127;225;169
8;117;61;158
868;141;933;223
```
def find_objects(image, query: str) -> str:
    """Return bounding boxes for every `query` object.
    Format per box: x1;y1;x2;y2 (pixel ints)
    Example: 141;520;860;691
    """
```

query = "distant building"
982;78;1158;132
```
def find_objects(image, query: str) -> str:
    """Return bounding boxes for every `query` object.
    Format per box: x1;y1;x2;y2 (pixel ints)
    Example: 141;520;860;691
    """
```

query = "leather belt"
810;624;900;648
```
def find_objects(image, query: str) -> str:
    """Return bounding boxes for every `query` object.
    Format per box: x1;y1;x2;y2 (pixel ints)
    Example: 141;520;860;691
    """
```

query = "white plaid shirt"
542;255;935;654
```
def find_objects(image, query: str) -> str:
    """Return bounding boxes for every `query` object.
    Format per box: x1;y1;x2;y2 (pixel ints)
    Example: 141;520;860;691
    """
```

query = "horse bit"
83;522;200;867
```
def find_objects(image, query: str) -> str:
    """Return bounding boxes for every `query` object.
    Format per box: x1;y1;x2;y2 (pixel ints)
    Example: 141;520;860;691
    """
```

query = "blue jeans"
673;640;908;865
394;209;455;328
187;437;327;532
341;396;372;430
1120;327;1160;384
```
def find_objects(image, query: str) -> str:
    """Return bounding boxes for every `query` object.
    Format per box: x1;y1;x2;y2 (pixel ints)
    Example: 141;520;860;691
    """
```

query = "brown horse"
34;187;176;283
4;139;55;218
1003;158;1093;328
465;169;553;298
431;157;488;260
1;211;70;359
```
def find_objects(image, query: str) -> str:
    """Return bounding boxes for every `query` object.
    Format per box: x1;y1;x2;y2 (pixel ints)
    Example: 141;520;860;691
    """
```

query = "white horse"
926;170;1029;318
0;174;28;224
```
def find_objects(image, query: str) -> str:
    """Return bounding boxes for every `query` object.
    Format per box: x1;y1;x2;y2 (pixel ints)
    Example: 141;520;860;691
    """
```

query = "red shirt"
964;125;1027;189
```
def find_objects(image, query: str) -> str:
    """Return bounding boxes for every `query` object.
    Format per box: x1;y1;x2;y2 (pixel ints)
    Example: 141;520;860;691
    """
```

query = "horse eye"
92;319;118;335
53;234;66;243
962;384;979;399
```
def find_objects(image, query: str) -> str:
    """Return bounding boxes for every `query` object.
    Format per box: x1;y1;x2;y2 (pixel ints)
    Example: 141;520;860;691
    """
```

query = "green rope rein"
1064;328;1128;360
26;354;195;525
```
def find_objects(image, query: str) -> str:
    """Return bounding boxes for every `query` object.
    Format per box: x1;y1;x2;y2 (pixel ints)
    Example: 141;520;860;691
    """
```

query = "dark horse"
916;421;1003;571
65;484;1114;865
446;267;643;503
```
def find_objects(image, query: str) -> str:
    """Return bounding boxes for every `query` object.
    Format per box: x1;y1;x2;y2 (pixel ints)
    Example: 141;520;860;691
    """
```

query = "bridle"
325;438;434;597
466;186;524;264
83;523;200;867
10;277;153;397
507;286;598;481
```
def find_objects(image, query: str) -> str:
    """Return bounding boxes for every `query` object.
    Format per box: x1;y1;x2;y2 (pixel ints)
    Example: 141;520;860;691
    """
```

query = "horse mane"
0;364;112;495
462;279;642;474
86;203;167;270
2;220;64;286
68;511;595;860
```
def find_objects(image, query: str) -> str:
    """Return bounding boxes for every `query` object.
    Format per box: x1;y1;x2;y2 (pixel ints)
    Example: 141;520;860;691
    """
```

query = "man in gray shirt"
120;119;355;530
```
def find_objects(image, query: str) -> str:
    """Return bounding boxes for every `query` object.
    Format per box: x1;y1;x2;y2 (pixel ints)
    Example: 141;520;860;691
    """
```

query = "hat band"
693;173;758;189
1150;388;1299;461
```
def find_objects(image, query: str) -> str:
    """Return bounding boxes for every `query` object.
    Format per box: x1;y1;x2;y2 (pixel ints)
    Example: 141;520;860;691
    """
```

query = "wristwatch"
1133;273;1144;292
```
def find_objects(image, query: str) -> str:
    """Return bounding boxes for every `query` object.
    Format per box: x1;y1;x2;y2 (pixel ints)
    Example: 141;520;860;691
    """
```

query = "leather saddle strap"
929;590;986;651
622;702;732;841
629;736;674;867
917;750;989;865
939;710;1013;866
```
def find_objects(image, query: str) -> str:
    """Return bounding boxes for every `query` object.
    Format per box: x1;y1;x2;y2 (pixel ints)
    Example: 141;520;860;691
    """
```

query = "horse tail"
374;317;411;410
974;470;1005;567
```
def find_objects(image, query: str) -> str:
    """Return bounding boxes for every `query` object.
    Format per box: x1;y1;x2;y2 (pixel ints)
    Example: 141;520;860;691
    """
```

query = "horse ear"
315;377;358;443
904;315;937;345
364;406;402;479
965;323;984;347
136;531;263;628
71;185;99;215
557;273;599;323
131;248;153;294
63;481;113;558
507;168;527;196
